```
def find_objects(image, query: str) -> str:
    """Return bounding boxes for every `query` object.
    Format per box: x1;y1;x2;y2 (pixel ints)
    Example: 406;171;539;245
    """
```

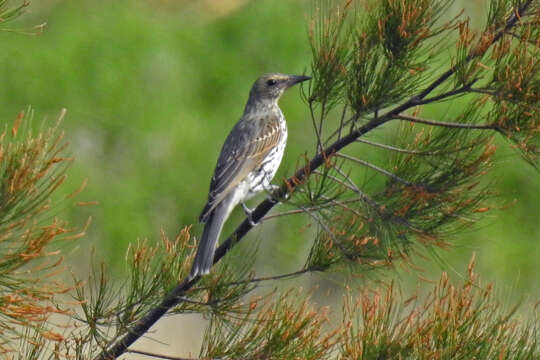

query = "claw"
241;202;258;226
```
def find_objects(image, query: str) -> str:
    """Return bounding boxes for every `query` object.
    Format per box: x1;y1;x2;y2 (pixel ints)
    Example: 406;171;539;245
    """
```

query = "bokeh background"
1;0;539;356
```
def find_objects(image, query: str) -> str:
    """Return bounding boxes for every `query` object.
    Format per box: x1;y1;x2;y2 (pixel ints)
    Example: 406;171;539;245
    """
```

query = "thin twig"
318;102;326;153
262;196;367;221
332;164;363;193
470;88;540;111
261;208;308;220
311;171;383;218
355;138;443;156
309;101;324;154
397;114;497;130
191;268;317;292
299;204;340;245
313;170;365;196
338;104;347;140
336;152;417;186
320;194;367;219
300;200;361;261
324;113;357;146
412;81;475;105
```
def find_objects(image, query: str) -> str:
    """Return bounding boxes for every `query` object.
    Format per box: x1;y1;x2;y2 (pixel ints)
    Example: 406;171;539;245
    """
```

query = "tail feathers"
190;203;228;279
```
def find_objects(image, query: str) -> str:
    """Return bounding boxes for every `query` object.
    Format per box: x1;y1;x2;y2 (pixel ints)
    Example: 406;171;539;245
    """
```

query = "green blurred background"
2;0;539;310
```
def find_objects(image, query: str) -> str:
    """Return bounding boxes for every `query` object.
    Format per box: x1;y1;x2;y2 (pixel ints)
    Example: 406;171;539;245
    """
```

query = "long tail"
190;201;229;279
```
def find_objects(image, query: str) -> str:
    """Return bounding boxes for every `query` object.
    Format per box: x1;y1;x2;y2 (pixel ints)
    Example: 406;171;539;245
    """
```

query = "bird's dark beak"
287;75;311;87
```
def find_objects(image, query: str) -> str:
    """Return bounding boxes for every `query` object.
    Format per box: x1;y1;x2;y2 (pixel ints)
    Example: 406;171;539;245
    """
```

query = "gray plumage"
190;73;311;279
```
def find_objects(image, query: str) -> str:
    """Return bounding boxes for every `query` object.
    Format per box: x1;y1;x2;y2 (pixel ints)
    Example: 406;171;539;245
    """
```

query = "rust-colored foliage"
340;256;538;359
202;289;340;360
201;258;538;359
0;110;87;353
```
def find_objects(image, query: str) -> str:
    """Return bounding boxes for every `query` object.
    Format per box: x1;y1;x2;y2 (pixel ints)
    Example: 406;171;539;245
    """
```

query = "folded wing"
199;113;283;223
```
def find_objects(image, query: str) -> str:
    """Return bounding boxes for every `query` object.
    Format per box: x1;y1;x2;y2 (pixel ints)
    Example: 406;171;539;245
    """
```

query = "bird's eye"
266;79;277;86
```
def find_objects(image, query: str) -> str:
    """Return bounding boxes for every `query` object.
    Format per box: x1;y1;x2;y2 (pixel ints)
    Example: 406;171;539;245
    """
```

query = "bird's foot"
266;184;287;204
241;202;258;226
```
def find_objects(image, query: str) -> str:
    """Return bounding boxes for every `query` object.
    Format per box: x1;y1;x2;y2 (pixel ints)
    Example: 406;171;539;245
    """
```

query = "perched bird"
190;73;311;278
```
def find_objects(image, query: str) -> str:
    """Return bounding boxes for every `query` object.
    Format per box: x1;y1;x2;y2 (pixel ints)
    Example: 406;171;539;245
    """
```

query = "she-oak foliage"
0;0;538;359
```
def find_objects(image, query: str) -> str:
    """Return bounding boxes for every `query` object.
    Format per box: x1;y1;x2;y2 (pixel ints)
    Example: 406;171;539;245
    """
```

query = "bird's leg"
241;202;258;226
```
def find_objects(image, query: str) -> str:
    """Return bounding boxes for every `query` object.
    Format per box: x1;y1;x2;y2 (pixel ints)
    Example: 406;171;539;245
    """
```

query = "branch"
355;138;445;156
191;268;317;292
470;88;540;112
336;152;418;186
337;104;348;141
313;164;365;197
309;101;325;154
396;114;498;130
298;204;341;248
94;2;533;358
262;196;367;221
317;194;368;219
412;81;477;105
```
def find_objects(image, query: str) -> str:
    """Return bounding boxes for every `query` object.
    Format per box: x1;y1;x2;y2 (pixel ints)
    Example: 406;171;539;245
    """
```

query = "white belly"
233;119;287;204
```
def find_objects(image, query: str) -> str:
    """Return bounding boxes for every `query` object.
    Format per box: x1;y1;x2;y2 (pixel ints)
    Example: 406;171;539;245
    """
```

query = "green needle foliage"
0;109;86;353
69;226;257;354
297;0;540;274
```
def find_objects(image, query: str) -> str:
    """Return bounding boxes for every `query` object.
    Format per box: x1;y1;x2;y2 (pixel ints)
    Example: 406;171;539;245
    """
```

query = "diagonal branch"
94;2;533;358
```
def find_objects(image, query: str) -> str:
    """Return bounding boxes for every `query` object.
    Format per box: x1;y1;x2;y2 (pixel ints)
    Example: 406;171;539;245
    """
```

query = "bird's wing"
199;113;283;223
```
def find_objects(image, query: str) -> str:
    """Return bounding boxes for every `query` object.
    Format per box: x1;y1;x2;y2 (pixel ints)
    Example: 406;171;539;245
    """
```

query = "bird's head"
248;73;311;103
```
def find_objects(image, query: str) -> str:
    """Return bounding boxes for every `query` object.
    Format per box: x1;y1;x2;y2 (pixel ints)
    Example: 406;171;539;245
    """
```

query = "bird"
189;73;311;279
